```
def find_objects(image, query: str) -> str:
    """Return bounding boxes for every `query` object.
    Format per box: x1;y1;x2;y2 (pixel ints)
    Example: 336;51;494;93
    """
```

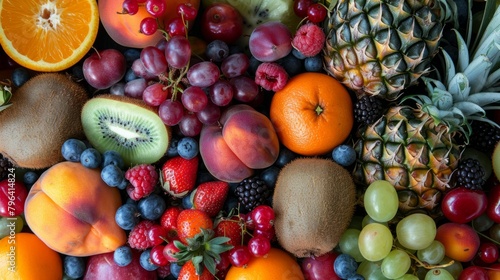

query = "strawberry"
176;209;213;244
214;215;244;248
160;206;183;242
191;181;229;217
160;156;198;198
128;220;155;250
177;260;215;280
125;164;159;200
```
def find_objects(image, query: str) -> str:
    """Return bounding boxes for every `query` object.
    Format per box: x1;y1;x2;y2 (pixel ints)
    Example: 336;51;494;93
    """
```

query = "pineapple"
352;1;500;213
324;0;448;101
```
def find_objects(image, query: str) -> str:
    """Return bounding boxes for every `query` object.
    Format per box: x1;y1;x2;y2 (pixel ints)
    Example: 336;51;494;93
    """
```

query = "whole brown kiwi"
272;157;357;258
0;73;88;169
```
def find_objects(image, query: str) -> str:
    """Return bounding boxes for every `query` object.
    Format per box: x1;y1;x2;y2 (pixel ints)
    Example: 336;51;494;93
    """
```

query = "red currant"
162;242;180;263
250;205;275;231
215;252;231;275
121;0;139;15
307;3;328;23
150;244;170;266
145;0;166;17
294;0;314;18
242;213;255;231
140;17;159;35
165;17;187;37
247;236;271;257
253;227;275;241
228;245;252;267
478;242;499;264
177;3;198;21
147;224;167;246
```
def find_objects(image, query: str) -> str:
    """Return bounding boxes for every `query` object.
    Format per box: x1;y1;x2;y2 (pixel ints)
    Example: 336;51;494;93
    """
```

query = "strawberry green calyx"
0;81;12;112
174;228;233;276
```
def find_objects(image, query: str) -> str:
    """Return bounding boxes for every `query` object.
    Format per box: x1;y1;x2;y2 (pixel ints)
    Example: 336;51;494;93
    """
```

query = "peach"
200;104;279;182
24;162;127;257
435;223;480;262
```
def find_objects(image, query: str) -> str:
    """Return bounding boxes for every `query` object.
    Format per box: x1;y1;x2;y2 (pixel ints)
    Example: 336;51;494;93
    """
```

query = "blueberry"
124;68;139;83
278;53;304;77
11;67;31;87
115;203;140;230
170;262;182;278
71;63;85;81
304;55;323;72
123;48;141;66
102;150;125;169
61;139;87;162
206;40;230;62
260;166;280;188
166;136;180;158
23;171;39;185
101;164;125;187
334;253;358;279
182;193;193;209
138;193;167;220
110;82;125;96
139;249;159;271
113;245;133;267
117;177;129;190
80;148;102;169
275;146;297;167
63;256;85;279
177;137;199;160
332;144;357;167
292;48;307;60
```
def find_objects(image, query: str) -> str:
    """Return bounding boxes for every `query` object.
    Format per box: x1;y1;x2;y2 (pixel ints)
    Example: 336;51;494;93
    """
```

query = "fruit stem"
315;105;324;115
91;46;101;60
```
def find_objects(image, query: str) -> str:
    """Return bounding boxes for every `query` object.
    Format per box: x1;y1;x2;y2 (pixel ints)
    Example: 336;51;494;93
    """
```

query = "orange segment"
0;0;99;72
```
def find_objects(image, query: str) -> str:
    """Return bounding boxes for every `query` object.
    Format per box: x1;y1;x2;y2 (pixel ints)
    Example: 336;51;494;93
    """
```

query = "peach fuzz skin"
24;161;127;257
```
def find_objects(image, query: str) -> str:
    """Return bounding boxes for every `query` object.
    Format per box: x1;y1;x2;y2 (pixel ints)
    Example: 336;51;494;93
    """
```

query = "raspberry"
254;62;288;92
125;164;159;201
128;220;155;250
292;23;326;57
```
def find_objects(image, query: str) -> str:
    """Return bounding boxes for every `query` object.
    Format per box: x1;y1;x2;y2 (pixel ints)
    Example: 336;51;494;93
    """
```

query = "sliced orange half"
0;0;99;72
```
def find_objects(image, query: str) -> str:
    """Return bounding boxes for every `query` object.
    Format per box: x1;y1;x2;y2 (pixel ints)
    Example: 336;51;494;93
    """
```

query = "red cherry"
458;265;489;280
307;3;328;23
162;242;180;263
0;180;28;217
145;0;166;17
165;17;187;37
121;0;139;15
441;187;488;224
147;224;167;246
250;205;275;231
247;236;271;257
228;245;251;267
140;17;159;35
478;242;499;264
486;184;500;223
294;0;314;18
150;244;170;266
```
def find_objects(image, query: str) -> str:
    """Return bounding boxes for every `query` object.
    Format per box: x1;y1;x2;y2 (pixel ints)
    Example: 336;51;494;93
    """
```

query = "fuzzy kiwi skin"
0;73;88;169
273;157;357;258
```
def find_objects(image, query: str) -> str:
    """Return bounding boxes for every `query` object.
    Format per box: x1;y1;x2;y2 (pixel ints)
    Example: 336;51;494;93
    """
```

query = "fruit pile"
0;0;500;279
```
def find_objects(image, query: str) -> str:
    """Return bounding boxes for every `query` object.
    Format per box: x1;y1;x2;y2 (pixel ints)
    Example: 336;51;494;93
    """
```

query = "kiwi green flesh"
81;96;169;167
272;157;357;258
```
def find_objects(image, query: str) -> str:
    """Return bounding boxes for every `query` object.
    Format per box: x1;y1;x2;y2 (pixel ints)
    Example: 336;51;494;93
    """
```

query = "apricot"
24;162;127;257
435;223;480;262
200;104;279;182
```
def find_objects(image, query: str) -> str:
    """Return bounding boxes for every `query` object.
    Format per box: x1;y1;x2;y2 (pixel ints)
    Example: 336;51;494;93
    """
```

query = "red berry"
128;220;156;250
294;0;314;18
150;244;170;266
162;242;180;263
160;206;182;242
228;245;251;267
250;205;275;231
307;3;328;23
140;17;159;36
478;242;499;264
0;180;28;217
165;17;187;37
145;0;166;17
254;62;288;92
292;23;326;57
253;227;275;241
121;0;139;15
247;236;271;257
147;224;167;246
125;164;159;200
177;3;198;21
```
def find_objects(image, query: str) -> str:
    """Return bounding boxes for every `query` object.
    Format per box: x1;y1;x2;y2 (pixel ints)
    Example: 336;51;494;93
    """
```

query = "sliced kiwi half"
81;94;170;167
202;0;302;48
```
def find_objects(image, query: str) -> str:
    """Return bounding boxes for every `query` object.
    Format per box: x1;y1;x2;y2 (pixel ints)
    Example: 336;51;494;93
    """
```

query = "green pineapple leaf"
448;73;470;102
463;55;493;93
485;68;500;89
466;92;500;106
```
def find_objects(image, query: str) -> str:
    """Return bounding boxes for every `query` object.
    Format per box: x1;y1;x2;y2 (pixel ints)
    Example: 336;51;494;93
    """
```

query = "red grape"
196;101;221;125
187;61;220;88
221;53;250;78
230;76;259;102
140;46;168;75
247;236;271;257
158;99;184;126
165;36;191;69
131;59;157;80
143;83;170;107
178;113;203;137
181;86;208;112
294;0;314;18
209;80;234;107
124;78;147;99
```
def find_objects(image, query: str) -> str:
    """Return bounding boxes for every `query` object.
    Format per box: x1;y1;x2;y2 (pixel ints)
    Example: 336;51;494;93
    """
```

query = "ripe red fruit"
0;179;28;217
176;209;213;244
160;206;182;242
191;181;229;217
128;220;156;250
441;187;487;224
214;215;244;247
486;184;500;223
200;3;243;44
292;23;326;57
161;156;199;198
125;164;159;201
255;62;288;92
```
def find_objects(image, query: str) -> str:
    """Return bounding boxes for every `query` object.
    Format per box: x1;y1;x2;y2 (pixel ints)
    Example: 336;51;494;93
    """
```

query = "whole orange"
270;72;354;156
226;248;304;280
0;232;62;280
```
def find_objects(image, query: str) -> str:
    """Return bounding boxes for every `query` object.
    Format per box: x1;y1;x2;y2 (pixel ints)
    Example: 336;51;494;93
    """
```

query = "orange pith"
0;0;99;72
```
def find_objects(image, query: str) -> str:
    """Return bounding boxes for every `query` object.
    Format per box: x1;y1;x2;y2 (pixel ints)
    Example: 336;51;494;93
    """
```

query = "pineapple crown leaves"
173;228;233;276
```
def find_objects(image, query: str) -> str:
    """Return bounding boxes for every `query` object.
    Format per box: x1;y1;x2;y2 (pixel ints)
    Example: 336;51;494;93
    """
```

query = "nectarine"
435;223;480;262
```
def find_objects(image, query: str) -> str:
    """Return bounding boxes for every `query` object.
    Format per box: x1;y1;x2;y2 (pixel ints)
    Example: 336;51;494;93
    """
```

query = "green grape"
0;215;24;239
359;223;393;261
396;213;436;250
417;240;445;265
424;268;454;280
439;256;463;279
364;180;399;222
357;260;390;280
394;239;416;255
362;215;389;228
381;249;411;279
472;213;494;232
395;274;419;280
339;228;366;262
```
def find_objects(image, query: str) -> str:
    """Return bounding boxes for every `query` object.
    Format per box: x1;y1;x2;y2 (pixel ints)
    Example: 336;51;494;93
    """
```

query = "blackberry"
354;96;385;126
0;154;13;181
455;158;486;190
234;177;272;212
470;121;500;155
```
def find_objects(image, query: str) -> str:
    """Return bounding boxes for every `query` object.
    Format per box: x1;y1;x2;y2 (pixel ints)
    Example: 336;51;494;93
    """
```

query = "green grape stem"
392;243;454;270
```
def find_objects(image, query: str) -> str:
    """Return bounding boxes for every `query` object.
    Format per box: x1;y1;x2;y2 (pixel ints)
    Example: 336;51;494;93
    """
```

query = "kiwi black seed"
272;157;357;258
81;94;170;167
0;73;88;169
